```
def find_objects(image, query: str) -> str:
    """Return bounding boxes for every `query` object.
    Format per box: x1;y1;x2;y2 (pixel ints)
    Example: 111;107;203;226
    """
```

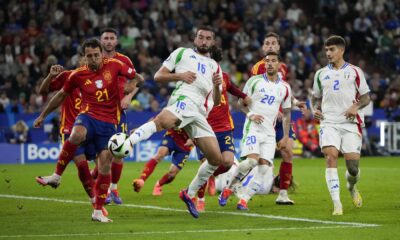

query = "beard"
196;45;209;54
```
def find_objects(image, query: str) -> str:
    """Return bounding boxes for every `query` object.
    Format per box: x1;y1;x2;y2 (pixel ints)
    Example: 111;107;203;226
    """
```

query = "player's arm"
292;96;307;115
312;70;324;120
344;93;371;121
33;90;68;128
238;97;264;124
39;65;64;94
212;71;222;105
278;107;291;150
154;66;196;84
227;79;252;106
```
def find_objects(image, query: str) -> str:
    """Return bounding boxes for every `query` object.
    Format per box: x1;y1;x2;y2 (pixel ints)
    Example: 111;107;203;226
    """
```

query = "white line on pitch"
0;194;379;228
0;225;372;238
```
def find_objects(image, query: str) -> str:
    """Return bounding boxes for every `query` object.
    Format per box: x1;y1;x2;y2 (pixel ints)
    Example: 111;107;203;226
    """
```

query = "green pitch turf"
0;157;399;240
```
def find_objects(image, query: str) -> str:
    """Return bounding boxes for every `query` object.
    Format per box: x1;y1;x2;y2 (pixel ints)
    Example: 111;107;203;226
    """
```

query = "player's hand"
184;139;195;147
243;96;252;106
120;95;132;110
277;136;289;150
180;71;196;84
344;104;358;121
49;65;64;77
212;72;222;86
33;116;44;128
313;109;324;120
296;101;308;115
249;114;264;124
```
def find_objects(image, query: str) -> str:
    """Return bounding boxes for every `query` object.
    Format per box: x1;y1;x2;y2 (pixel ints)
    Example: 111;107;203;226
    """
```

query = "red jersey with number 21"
63;58;136;124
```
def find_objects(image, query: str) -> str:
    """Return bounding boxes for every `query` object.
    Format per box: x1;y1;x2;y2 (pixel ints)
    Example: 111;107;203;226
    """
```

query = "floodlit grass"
0;157;399;240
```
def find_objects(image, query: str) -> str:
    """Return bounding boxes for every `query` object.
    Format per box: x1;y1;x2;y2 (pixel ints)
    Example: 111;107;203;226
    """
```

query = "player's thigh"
155;108;182;130
341;130;362;158
216;131;235;165
154;146;170;161
319;125;341;151
259;136;276;165
195;136;222;166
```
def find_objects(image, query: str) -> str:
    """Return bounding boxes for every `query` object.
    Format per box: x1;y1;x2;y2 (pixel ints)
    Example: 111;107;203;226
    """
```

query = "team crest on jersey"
95;80;103;89
344;71;351;80
103;70;112;82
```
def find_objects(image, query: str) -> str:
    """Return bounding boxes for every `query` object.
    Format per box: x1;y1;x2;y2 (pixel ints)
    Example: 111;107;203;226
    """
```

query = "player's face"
194;30;215;54
100;32;118;53
265;55;280;76
84;47;102;71
262;37;280;55
325;45;344;64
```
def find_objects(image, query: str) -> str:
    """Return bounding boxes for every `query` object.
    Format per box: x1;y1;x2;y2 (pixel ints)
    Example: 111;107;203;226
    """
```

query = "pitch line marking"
0;194;379;228
0;226;374;238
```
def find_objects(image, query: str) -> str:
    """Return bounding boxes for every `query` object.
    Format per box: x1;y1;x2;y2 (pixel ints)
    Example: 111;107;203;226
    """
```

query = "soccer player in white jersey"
122;26;223;218
218;51;292;210
312;35;371;215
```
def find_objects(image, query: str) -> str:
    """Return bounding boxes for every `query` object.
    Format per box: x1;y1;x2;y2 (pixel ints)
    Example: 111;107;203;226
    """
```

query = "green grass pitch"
0;157;399;240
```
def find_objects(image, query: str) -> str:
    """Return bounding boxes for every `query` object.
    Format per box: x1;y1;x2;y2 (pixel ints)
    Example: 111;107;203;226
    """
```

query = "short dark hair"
265;51;280;60
100;27;119;36
81;38;103;53
264;32;280;44
195;26;215;39
324;35;346;49
210;46;223;62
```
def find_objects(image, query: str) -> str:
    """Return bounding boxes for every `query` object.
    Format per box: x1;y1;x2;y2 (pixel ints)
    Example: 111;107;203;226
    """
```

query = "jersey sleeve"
162;47;185;71
281;84;292;109
62;71;78;94
116;60;136;79
49;71;69;92
313;69;323;98
242;77;253;95
353;67;370;95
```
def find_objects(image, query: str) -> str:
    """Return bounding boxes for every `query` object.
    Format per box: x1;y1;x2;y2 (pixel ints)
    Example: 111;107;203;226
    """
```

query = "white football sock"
110;183;117;190
228;158;258;188
187;161;218;198
127;121;157;146
242;164;269;201
326;168;341;203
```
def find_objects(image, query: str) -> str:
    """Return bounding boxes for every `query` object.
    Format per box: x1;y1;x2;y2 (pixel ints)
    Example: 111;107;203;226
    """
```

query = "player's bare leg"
153;164;180;196
276;138;295;205
323;146;342;215
92;150;113;222
344;152;362;208
133;146;169;193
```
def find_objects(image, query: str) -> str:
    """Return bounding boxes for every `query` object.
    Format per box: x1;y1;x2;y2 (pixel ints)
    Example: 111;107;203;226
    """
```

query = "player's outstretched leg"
179;189;199;218
35;174;61;188
346;168;362;208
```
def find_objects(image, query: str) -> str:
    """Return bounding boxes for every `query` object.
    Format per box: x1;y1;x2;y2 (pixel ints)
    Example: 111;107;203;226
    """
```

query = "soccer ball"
108;133;131;158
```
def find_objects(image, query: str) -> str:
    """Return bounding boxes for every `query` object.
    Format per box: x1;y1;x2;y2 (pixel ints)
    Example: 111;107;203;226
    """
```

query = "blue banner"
0;139;243;164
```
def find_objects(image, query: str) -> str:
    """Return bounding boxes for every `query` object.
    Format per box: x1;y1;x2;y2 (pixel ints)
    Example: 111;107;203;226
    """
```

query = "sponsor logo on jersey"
190;55;196;59
323;75;330;80
95;80;103;89
84;79;92;85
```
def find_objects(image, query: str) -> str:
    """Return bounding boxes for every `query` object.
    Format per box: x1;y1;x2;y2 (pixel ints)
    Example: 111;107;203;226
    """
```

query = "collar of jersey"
327;62;349;70
263;73;280;84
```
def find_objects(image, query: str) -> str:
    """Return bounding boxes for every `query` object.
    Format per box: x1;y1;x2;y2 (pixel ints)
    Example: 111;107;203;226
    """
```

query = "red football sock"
158;173;175;186
140;158;158;181
279;162;292;190
197;182;207;198
213;165;231;177
75;160;95;198
91;165;98;180
95;173;111;210
55;140;79;176
111;161;123;184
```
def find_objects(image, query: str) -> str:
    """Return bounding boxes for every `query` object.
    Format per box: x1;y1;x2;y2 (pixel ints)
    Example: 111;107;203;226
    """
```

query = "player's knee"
346;160;359;176
69;132;85;145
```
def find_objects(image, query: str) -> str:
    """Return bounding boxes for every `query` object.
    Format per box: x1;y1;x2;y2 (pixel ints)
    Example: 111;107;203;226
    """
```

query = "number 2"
333;80;339;90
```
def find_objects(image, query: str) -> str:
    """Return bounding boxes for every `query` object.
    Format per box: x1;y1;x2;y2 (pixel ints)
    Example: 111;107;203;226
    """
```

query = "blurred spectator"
136;87;154;111
294;110;321;157
7;120;30;144
0;92;10;112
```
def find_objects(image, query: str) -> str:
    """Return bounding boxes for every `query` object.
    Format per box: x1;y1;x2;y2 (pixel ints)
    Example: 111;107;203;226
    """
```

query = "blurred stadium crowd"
0;0;399;154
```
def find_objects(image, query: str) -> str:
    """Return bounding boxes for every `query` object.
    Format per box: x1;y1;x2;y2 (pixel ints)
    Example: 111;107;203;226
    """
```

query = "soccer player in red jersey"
132;129;194;195
196;46;251;212
34;38;142;222
35;54;107;215
100;27;138;205
250;32;306;204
